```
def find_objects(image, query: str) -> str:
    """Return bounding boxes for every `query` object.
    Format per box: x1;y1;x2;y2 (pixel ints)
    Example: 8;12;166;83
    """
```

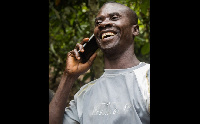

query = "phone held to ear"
79;34;99;63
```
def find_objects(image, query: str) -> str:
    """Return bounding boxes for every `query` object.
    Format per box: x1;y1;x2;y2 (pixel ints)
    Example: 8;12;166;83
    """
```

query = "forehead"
97;3;128;17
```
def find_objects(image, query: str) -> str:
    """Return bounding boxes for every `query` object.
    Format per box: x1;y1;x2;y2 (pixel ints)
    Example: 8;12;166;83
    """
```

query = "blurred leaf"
64;7;71;15
55;0;61;6
135;36;145;42
141;42;150;55
82;72;92;83
140;0;149;14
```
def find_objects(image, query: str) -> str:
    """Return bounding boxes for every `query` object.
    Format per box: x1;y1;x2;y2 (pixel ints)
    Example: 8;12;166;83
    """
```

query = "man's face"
94;3;134;52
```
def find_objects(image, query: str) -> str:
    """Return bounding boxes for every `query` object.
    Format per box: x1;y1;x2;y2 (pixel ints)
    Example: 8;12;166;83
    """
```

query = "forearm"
49;73;78;124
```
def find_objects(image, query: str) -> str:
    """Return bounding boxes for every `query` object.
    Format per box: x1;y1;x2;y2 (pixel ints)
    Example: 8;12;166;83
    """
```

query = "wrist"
64;69;80;79
64;73;78;80
62;71;79;83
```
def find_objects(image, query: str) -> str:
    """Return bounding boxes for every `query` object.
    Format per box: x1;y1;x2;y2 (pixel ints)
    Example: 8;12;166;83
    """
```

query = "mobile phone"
79;34;99;63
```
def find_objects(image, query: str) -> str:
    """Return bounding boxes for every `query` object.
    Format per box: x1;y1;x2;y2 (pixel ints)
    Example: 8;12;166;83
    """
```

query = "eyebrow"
109;12;120;17
95;12;120;21
95;16;103;21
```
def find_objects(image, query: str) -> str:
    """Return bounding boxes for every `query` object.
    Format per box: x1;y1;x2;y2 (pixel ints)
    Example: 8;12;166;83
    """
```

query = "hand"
65;38;97;77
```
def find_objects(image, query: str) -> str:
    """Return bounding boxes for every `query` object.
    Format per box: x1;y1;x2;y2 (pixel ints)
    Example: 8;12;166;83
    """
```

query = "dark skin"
94;3;140;69
49;3;139;124
49;38;97;124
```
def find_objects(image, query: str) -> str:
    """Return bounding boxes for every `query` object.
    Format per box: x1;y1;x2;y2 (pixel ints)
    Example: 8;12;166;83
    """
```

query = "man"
49;2;150;124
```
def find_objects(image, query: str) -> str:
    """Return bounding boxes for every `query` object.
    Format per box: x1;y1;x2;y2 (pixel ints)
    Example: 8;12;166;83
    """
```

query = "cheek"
119;25;134;44
115;21;131;32
121;23;133;34
93;27;101;46
94;27;99;37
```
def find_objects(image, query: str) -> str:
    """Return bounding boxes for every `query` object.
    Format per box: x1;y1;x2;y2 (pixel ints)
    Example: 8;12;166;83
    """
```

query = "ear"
132;25;139;36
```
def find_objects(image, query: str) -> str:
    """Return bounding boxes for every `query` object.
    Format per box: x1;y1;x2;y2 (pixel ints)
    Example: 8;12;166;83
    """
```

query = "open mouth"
100;31;117;40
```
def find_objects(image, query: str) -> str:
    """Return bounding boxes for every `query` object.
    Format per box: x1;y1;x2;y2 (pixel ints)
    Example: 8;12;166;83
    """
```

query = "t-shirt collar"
104;62;145;74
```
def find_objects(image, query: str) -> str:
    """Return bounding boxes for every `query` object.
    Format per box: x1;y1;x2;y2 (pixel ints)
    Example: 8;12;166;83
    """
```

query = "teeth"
102;32;115;39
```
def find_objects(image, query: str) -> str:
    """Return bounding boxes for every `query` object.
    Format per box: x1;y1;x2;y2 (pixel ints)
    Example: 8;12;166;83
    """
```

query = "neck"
104;45;140;69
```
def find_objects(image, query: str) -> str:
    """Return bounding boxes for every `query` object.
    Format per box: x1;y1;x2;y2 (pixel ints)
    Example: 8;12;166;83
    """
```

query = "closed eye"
109;12;121;21
111;15;119;20
95;20;102;26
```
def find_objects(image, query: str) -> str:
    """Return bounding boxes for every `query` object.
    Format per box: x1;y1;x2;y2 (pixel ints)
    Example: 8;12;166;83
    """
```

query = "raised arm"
49;38;97;124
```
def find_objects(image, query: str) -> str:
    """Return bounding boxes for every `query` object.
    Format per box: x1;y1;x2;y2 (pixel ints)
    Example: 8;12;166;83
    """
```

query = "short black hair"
101;1;138;25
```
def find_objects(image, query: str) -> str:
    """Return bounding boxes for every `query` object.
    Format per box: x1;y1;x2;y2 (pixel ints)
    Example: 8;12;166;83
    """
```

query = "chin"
100;40;121;55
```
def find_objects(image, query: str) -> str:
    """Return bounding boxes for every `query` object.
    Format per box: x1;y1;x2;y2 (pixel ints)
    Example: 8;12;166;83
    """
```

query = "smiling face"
94;3;138;54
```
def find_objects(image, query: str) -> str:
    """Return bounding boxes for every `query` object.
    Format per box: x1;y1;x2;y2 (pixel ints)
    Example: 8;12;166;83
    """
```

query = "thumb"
78;53;97;75
79;53;97;73
86;53;97;66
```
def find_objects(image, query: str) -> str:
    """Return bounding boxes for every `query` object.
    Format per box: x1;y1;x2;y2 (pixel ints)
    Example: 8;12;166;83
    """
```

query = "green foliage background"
49;0;150;105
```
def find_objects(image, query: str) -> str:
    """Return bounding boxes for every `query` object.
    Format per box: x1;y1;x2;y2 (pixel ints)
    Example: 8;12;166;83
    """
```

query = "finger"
68;50;75;57
80;38;89;45
73;49;80;60
86;53;97;66
75;43;84;52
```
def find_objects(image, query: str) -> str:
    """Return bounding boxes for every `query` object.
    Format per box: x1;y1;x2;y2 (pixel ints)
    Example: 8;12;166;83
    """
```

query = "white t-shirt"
63;62;150;124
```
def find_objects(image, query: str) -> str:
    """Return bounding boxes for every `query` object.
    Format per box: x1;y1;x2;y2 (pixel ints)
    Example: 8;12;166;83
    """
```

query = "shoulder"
133;62;150;113
74;79;97;98
133;62;150;85
133;62;150;77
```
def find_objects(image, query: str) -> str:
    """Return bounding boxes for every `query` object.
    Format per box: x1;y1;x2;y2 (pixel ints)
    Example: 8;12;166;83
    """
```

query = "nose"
98;18;113;30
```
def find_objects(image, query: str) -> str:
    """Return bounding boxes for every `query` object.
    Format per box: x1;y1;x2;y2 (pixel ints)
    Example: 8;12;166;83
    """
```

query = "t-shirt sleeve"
146;68;150;114
63;82;95;124
63;99;80;124
63;88;83;124
134;63;150;114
